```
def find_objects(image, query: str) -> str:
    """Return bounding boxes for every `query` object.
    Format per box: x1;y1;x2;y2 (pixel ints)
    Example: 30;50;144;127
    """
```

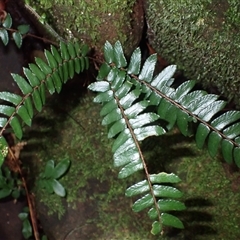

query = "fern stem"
0;27;60;46
134;76;239;148
8;147;40;240
114;93;163;232
0;92;30;136
19;3;66;43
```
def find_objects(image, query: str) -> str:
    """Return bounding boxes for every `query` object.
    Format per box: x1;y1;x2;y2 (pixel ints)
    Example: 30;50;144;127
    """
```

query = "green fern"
0;41;89;164
0;31;240;235
88;40;240;235
88;41;186;235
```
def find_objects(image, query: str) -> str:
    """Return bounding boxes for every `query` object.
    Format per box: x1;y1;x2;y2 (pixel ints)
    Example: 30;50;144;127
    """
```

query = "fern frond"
0;42;89;165
89;40;240;235
139;61;240;167
88;41;186;235
123;44;240;167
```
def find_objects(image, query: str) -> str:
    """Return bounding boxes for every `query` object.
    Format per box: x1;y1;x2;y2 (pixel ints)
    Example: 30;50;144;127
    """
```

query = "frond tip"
126;172;185;234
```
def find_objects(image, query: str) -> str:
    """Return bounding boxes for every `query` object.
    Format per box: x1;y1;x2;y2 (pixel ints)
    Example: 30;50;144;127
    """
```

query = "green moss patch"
146;0;240;107
26;0;142;56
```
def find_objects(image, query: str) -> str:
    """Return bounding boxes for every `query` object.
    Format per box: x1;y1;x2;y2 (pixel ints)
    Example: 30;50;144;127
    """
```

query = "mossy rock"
26;0;144;56
145;0;240;107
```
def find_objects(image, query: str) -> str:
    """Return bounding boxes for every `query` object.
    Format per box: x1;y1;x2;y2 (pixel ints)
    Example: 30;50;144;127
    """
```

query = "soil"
0;197;26;240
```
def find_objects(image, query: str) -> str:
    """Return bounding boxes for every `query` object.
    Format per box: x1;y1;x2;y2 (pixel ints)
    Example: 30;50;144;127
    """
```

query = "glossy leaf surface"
50;179;66;197
88;41;186;235
52;158;71;179
12;32;22;48
0;29;8;46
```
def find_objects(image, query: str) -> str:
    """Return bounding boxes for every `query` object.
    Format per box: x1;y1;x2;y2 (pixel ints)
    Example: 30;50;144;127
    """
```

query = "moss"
26;0;142;56
146;0;240;107
226;0;240;27
27;93;118;216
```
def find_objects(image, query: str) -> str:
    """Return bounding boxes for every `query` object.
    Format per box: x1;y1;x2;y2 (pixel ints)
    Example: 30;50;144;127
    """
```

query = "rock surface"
26;0;144;57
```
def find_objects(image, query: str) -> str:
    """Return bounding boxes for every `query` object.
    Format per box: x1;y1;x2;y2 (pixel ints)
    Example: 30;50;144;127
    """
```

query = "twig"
1;27;59;46
8;145;40;240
